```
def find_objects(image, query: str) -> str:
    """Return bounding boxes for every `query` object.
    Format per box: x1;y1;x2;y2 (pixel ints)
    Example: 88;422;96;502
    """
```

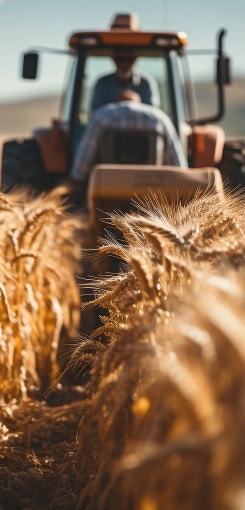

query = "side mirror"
216;29;231;85
216;55;231;85
22;52;39;79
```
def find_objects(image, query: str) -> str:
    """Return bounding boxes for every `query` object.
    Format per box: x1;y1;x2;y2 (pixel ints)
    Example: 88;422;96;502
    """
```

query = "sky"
0;0;245;102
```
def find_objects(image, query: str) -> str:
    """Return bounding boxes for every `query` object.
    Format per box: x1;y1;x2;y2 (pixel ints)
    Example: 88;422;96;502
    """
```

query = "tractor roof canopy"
69;30;187;51
69;12;187;51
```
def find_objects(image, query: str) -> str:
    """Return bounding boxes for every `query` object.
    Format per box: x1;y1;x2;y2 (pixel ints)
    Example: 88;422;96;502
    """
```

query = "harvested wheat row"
76;189;245;510
0;186;85;402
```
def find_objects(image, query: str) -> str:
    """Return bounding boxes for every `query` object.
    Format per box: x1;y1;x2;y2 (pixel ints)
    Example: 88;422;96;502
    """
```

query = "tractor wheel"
1;138;45;191
218;139;245;190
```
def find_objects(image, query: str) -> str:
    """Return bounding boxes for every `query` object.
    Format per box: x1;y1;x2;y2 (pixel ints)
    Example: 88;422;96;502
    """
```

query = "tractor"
1;12;244;199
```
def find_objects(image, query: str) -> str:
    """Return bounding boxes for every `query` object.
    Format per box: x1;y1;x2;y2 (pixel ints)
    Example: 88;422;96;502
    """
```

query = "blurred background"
0;0;244;153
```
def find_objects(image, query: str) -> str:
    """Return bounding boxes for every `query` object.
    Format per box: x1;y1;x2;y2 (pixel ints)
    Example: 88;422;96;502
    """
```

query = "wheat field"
0;182;244;509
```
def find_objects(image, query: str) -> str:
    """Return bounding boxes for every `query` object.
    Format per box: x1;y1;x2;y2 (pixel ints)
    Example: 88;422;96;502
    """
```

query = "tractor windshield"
80;53;172;121
61;50;179;124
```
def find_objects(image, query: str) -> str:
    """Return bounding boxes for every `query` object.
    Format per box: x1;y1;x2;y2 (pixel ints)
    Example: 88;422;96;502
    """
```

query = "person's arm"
163;117;188;167
71;104;114;183
153;109;187;167
91;77;109;112
71;118;101;183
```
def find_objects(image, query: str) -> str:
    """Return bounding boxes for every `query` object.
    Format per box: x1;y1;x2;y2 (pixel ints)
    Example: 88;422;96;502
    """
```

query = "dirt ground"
0;387;86;510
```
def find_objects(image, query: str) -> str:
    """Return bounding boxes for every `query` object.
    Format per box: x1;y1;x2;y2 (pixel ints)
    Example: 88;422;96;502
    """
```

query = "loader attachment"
88;164;224;240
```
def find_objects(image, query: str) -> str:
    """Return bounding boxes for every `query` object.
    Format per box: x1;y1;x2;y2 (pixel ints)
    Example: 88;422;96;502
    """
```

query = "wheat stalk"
0;186;85;401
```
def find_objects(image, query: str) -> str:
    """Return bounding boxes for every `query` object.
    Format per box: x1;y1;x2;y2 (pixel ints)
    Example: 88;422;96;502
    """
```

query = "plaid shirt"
71;102;188;182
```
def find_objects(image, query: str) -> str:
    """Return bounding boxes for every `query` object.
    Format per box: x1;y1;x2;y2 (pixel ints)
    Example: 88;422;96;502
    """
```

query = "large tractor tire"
1;138;45;192
218;139;245;190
